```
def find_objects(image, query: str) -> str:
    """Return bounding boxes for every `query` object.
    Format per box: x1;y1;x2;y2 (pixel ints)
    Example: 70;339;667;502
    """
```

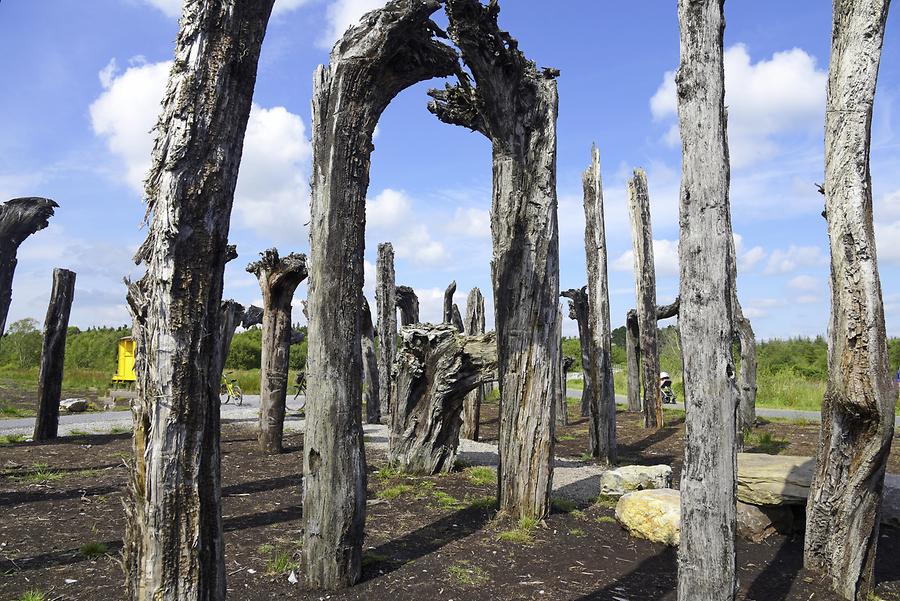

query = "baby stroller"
660;372;677;404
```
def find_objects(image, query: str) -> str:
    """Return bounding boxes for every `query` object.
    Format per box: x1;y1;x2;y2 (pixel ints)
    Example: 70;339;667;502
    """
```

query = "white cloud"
876;189;900;265
320;0;386;48
764;245;826;275
611;239;679;278
446;207;491;239
141;0;313;19
733;233;766;271
367;188;412;229
788;275;821;292
366;189;449;267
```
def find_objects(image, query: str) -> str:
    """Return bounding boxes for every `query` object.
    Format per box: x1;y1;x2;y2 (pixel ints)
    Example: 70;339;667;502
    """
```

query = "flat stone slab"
737;453;815;506
599;464;672;496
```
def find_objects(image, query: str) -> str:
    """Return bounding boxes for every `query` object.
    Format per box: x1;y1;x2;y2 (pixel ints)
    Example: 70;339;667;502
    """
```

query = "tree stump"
396;285;420;326
561;287;591;418
461;287;485;440
360;295;380;425
390;324;496;474
33;268;76;441
376;243;397;420
443;280;464;332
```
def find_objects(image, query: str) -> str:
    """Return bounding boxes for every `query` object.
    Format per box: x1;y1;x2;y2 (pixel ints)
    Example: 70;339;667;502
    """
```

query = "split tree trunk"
734;312;757;437
429;0;559;520
625;310;641;412
583;145;616;463
123;1;274;599
304;1;457;588
360;295;381;425
0;197;57;338
461;286;486;440
376;242;397;419
396;285;420;326
33;268;76;441
443;280;465;332
247;249;308;454
561;287;592;418
804;2;894;599
676;1;739;599
554;304;568;426
213;299;245;383
627;169;662;429
390;324;496;474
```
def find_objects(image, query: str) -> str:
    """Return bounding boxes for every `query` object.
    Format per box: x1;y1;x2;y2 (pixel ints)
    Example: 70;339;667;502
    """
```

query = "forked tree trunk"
123;1;274;599
0;197;57;338
676;1;739;598
583;145;616;463
214;299;245;383
443;280;465;332
360;296;381;425
396;285;420;326
561;287;592;418
376;243;397;419
247;249;308;454
304;1;457;588
627;169;662;429
804;3;894;599
625;310;641;412
461;287;486;440
33;268;76;441
390;324;496;474
554;304;568;426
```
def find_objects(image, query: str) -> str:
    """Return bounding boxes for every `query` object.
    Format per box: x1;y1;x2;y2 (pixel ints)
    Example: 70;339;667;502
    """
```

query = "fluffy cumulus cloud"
876;188;900;265
320;0;386;48
650;44;827;168
733;233;766;271
141;0;313;18
763;245;826;275
611;239;680;278
446;207;491;239
366;189;449;266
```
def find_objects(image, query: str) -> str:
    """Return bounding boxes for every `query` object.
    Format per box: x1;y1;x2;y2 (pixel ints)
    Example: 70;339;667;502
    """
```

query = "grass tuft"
465;466;496;486
551;497;577;513
79;542;108;558
16;591;46;601
595;495;618;509
568;528;586;537
448;561;489;585
466;495;496;509
375;465;400;481
377;483;415;500
0;402;34;418
595;515;617;524
0;433;26;445
498;516;537;544
265;548;299;575
13;463;64;483
743;430;790;455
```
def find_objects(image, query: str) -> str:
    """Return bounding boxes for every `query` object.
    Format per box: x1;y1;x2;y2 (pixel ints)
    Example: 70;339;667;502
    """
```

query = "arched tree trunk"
33;268;76;441
676;0;739;599
0;197;57;338
430;0;559;520
122;1;274;598
804;2;894;599
396;285;419;326
360;295;381;425
247;249;308;454
304;1;457;588
461;286;486;440
561;287;591;418
376;242;396;420
625;310;641;412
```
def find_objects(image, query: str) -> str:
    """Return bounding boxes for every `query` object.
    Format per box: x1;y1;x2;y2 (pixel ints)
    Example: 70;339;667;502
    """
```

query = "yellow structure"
112;336;137;384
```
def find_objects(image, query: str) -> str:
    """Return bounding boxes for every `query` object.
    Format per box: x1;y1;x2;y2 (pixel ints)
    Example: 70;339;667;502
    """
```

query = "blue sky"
1;0;898;340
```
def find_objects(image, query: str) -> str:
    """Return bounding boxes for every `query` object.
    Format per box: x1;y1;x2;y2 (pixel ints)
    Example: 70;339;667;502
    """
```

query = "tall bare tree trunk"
213;299;245;383
461;287;486;440
443;280;465;332
376;242;396;419
554;304;568;426
734;311;757;437
429;0;559;520
627;169;662;429
396;285;419;326
33;268;76;441
304;1;456;588
583;145;616;463
360;295;381;425
247;249;308;454
122;1;274;599
562;287;592;418
625;310;641;413
676;1;739;599
0;197;57;338
804;3;894;599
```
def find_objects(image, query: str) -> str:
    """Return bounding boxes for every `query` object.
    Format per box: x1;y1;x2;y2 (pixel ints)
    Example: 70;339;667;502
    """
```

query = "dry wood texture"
461;286;486;440
554;304;568;427
360;295;381;425
625;310;641;413
376;243;397;419
396;285;420;326
33;268;76;441
561;286;591;419
214;300;245;383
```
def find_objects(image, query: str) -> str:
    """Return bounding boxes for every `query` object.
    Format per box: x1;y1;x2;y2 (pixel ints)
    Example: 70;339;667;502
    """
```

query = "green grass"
498;516;537;544
0;401;34;418
375;465;400;480
377;483;415;500
568;527;586;537
15;591;46;601
571;509;586;520
595;515;617;524
743;431;790;455
0;433;26;445
466;495;496;509
362;550;389;567
465;466;496;486
551;497;577;513
0;366;111;394
265;549;299;575
595;495;618;510
12;463;64;483
557;433;578;441
431;490;462;509
79;542;108;558
448;561;489;585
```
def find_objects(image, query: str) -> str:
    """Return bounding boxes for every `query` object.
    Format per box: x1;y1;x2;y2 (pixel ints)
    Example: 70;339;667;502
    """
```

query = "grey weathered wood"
360;295;381;425
429;0;559;520
376;243;397;419
390;324;496;474
443;280;465;332
461;286;486;440
33;268;76;441
676;1;740;598
583;145;616;463
627;169;662;429
561;287;591;418
734;310;757;437
554;304;568;426
241;304;263;329
625;310;641;412
0;197;57;338
304;0;457;588
396;285;419;326
451;304;464;333
122;1;274;598
247;249;308;454
213;299;245;384
804;2;894;599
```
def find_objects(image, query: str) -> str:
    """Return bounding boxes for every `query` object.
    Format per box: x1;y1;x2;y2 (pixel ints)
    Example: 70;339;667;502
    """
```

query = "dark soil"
1;404;899;600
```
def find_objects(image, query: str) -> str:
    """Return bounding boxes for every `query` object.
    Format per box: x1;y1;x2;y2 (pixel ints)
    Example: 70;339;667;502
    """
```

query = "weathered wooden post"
376;242;397;419
461;286;486;440
443;280;465;332
729;231;758;439
33;268;76;441
561;287;591;418
304;0;457;588
429;0;559;520
676;0;739;598
122;1;275;598
805;2;894;599
247;249;308;454
625;310;641;412
554;304;568;426
0;197;57;338
396;285;420;326
360;295;381;425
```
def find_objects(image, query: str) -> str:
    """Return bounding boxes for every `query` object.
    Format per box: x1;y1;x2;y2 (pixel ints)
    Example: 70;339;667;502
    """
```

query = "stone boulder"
737;453;815;506
60;398;89;413
615;489;680;546
600;464;672;496
736;501;794;543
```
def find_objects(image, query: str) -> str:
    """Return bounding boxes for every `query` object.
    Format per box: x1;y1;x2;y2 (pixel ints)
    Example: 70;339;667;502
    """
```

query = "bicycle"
291;372;307;413
220;373;243;406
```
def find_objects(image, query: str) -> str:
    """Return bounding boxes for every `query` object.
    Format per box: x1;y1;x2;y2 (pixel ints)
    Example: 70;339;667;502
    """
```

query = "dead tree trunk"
804;2;894;599
213;299;245;384
396;285;420;326
461;287;486;440
554;304;568;426
676;0;739;598
561;287;592;418
429;0;559;520
0;197;57;338
304;1;457;588
443;280;464;332
628;169;663;429
734;310;757;437
583;145;616;463
625;310;641;412
247;249;308;455
123;1;274;599
390;324;496;474
33;268;76;441
360;295;380;425
376;243;397;419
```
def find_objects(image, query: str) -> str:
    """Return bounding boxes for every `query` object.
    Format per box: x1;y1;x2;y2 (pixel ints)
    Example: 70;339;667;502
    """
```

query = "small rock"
599;464;672;496
736;501;794;543
288;571;298;584
60;398;89;413
615;489;680;546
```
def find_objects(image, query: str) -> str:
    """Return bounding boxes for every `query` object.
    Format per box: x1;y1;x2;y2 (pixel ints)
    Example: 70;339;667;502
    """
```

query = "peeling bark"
304;0;457;587
461;286;486;440
390;324;496;474
561;287;591;418
360;295;381;425
33;268;76;441
376;243;397;419
429;0;560;519
804;2;894;599
247;249;308;454
396;285;419;326
676;0;739;598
